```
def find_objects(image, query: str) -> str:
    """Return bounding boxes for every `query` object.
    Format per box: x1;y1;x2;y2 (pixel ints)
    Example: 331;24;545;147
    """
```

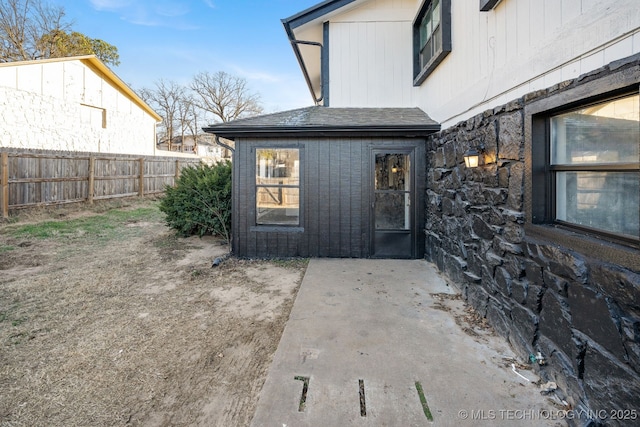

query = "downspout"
214;135;235;154
282;20;324;105
290;40;324;105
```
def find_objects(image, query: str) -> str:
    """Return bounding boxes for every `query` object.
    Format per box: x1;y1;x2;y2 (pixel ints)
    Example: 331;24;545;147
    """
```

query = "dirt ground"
0;198;308;427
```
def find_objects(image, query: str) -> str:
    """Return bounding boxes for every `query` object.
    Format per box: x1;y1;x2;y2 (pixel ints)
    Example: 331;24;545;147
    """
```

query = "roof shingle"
203;106;440;139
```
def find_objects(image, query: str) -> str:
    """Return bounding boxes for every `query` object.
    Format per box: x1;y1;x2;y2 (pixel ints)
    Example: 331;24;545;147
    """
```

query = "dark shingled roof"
202;106;440;139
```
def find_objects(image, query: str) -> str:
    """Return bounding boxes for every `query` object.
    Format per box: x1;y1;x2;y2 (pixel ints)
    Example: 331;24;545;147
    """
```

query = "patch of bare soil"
0;200;307;427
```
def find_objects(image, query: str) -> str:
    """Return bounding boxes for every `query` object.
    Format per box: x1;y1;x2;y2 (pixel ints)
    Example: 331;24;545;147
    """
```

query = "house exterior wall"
325;0;640;127
285;0;640;420
232;137;426;258
0;59;157;155
424;56;640;422
422;0;640;128
328;0;415;107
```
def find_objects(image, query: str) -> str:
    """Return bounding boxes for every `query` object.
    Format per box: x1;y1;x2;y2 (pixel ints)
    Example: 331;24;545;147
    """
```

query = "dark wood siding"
232;137;425;258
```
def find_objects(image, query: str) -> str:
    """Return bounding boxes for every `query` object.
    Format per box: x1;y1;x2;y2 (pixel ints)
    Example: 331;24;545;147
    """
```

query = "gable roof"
203;106;439;139
283;0;361;30
282;0;366;104
0;55;161;122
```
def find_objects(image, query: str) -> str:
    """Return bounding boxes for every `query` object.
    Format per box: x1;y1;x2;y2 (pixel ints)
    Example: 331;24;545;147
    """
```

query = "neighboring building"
196;139;227;164
0;55;161;155
205;0;640;423
157;135;199;153
156;134;227;163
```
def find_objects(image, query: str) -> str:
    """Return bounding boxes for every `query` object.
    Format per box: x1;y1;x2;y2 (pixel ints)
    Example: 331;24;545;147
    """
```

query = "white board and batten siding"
326;0;640;128
329;0;416;108
0;56;159;155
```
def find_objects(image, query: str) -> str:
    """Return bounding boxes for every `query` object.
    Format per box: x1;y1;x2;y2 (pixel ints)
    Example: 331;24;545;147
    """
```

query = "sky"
53;0;321;114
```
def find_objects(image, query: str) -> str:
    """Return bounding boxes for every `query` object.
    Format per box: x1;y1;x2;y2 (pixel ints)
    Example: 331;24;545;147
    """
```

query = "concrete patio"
250;259;565;426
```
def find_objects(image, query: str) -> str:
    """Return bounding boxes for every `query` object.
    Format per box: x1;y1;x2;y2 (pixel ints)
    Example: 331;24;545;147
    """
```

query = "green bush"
159;162;232;240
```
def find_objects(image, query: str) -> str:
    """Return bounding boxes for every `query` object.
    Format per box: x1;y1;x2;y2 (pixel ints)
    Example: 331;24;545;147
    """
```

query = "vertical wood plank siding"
328;140;342;256
232;137;425;258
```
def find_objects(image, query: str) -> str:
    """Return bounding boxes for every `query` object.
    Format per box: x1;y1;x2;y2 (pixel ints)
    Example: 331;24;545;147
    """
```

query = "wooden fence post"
1;152;9;218
139;158;145;197
175;160;180;182
88;156;95;204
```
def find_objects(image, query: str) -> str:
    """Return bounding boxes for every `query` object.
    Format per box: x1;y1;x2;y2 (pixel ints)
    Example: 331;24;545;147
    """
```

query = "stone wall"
425;57;640;425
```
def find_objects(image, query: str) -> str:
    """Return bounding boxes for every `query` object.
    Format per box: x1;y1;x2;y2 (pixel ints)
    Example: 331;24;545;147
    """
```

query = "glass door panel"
373;152;413;258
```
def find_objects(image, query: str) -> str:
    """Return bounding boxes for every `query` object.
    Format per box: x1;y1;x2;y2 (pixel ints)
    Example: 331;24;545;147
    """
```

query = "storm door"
372;150;414;258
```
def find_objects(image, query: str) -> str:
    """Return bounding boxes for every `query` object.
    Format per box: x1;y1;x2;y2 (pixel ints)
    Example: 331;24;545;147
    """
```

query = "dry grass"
0;199;307;426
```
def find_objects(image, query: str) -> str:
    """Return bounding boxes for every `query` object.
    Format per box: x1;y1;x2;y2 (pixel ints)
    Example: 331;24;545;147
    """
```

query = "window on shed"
413;0;451;86
255;148;300;225
536;92;640;246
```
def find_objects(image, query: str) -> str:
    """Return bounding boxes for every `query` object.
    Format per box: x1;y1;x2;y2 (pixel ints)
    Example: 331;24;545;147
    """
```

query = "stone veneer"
425;55;640;425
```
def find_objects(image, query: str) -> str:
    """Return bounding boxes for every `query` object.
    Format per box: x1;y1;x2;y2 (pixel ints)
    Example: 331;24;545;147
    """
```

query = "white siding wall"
327;0;640;127
0;59;157;155
329;0;416;107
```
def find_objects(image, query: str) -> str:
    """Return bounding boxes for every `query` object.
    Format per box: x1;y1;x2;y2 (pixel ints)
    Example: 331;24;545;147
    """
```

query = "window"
255;148;300;225
547;93;639;244
413;0;451;86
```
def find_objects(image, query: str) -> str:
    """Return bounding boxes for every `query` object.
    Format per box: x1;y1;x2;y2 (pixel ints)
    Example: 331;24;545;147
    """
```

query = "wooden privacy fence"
0;150;201;218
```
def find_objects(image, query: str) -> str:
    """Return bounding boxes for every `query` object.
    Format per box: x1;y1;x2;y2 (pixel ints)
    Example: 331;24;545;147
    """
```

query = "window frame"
479;0;501;12
528;86;640;250
412;0;452;86
253;146;302;229
549;94;639;243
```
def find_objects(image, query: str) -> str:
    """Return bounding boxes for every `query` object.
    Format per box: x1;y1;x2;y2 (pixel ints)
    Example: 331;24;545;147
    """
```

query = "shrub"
159;162;232;242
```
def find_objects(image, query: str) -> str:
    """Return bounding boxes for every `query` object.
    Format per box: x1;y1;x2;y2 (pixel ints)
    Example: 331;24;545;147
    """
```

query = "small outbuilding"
204;106;439;259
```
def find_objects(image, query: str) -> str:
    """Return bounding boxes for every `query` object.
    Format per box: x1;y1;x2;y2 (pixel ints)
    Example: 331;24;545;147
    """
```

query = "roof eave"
281;0;360;105
203;124;441;140
281;20;319;104
0;55;160;121
81;56;162;122
282;0;359;30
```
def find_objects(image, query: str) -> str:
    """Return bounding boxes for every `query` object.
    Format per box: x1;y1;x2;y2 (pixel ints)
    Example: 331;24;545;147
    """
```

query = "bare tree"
0;0;67;61
0;0;119;65
176;92;196;153
190;71;263;123
142;72;263;156
140;80;185;151
182;97;210;154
